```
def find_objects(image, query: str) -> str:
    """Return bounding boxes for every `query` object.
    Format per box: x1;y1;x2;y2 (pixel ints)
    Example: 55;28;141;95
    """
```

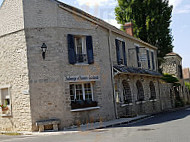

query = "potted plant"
0;100;9;112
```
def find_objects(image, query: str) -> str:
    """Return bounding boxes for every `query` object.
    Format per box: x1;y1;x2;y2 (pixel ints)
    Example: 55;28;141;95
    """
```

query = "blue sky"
0;0;190;68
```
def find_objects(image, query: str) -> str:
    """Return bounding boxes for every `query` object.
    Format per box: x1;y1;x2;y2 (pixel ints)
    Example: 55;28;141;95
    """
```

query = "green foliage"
185;82;190;91
175;99;185;108
161;73;179;84
115;0;173;66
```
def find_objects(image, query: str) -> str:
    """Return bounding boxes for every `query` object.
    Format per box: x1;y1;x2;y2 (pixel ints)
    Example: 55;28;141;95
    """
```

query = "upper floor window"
147;49;151;69
74;36;87;63
115;39;127;66
151;51;155;70
136;46;141;68
67;34;94;65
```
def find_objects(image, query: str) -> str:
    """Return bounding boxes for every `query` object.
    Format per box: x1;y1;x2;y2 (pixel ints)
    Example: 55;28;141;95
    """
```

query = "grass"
0;132;21;136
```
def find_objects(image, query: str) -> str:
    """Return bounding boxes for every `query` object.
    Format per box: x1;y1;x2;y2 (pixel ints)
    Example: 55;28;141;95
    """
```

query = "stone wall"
23;1;116;130
0;31;32;131
110;32;157;71
0;0;24;36
114;74;167;117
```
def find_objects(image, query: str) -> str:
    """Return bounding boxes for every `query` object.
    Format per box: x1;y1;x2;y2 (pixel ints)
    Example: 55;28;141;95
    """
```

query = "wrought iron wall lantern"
41;43;47;60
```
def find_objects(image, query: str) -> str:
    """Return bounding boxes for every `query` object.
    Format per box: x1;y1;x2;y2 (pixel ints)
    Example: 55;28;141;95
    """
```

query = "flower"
0;104;6;108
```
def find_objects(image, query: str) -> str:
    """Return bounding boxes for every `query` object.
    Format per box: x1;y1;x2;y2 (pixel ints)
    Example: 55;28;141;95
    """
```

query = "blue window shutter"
147;50;151;69
151;51;155;70
86;36;94;64
122;41;127;66
115;39;120;65
136;46;140;67
67;34;76;64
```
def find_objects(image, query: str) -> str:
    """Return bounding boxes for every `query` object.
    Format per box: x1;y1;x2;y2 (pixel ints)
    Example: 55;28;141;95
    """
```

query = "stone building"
183;68;190;83
0;0;173;132
161;52;190;104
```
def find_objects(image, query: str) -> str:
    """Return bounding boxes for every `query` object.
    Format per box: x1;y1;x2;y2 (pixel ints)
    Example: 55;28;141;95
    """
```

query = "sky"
0;0;190;68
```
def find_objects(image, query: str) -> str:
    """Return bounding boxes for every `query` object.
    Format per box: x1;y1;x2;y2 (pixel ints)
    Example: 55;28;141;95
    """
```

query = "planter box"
71;101;98;110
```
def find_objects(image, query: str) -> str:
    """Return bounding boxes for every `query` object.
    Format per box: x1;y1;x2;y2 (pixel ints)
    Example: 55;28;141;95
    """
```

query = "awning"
113;65;162;77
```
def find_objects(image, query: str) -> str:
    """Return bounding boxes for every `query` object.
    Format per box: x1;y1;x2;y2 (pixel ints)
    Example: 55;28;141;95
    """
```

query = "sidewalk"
26;115;149;136
3;106;190;136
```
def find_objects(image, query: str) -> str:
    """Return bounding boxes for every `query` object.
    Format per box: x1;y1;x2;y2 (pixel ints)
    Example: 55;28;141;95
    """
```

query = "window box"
71;100;98;110
121;103;133;107
149;99;157;102
135;101;146;104
71;106;100;112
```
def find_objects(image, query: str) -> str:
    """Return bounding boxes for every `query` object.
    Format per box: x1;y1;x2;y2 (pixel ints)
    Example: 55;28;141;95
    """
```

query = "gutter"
108;29;118;119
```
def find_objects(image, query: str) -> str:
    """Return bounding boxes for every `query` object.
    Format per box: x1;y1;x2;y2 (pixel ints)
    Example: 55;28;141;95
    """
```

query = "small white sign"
65;75;100;82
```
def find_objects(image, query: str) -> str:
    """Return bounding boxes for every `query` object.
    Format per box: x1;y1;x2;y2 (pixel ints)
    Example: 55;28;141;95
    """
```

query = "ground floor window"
136;80;144;101
149;81;156;100
0;87;11;116
122;80;132;104
69;83;97;109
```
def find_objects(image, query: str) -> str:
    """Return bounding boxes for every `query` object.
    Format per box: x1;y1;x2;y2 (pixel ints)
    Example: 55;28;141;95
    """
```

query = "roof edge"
55;0;158;50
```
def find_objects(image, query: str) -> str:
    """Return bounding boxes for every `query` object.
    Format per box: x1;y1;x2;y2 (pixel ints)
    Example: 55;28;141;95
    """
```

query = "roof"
114;65;162;77
166;52;182;59
55;0;158;50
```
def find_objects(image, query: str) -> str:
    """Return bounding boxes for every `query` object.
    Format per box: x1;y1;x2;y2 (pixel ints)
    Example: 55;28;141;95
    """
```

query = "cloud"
175;5;190;14
76;0;117;7
169;0;183;8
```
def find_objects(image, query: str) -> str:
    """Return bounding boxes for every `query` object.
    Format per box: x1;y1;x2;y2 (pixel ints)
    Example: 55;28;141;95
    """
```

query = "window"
74;36;87;63
147;50;151;69
151;51;155;70
122;80;132;104
70;83;97;109
136;46;141;68
0;87;11;116
67;34;94;64
115;39;127;65
178;65;183;79
136;80;144;101
149;81;156;100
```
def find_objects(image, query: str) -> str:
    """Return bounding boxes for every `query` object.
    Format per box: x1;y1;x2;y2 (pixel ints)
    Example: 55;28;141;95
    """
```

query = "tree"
115;0;173;67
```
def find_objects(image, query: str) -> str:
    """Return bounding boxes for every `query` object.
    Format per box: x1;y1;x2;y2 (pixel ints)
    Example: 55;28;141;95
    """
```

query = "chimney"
124;22;134;36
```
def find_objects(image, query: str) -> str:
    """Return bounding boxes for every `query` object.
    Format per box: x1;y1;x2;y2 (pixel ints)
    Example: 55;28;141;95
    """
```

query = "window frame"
69;82;94;102
149;81;156;100
122;80;132;104
135;45;141;68
115;38;127;65
0;85;12;116
74;36;86;55
74;35;88;64
151;50;155;70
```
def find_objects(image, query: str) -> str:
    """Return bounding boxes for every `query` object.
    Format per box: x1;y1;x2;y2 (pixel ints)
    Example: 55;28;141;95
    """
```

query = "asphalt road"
1;107;190;142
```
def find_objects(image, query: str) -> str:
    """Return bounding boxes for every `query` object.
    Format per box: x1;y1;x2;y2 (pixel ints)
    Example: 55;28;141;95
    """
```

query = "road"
1;107;190;142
